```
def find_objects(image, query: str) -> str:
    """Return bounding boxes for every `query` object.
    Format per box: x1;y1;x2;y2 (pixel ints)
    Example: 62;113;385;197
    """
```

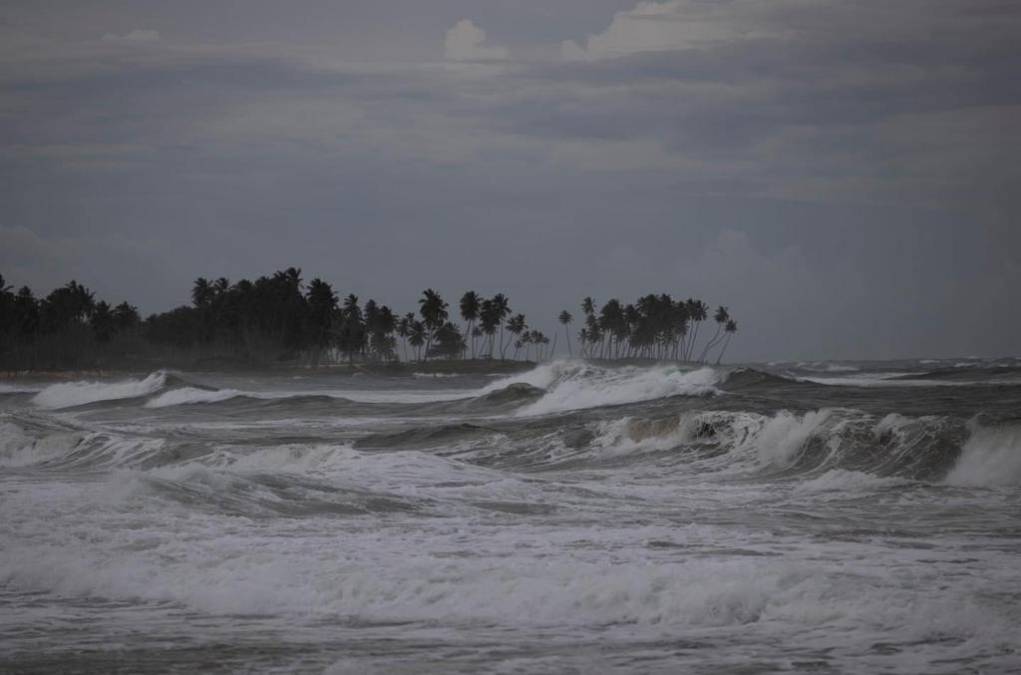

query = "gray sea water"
2;358;1020;673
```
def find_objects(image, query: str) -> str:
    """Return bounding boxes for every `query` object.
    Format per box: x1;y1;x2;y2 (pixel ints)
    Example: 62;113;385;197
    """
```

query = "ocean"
2;358;1020;673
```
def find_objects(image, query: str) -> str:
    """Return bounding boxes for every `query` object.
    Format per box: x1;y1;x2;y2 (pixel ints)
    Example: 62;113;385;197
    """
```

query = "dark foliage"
1;270;738;370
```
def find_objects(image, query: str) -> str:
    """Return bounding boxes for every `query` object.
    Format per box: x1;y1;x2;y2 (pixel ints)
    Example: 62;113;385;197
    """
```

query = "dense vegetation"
0;270;737;371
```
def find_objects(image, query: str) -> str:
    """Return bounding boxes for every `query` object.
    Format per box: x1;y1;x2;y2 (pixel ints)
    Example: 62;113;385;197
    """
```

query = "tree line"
1;269;738;369
0;274;142;370
563;294;738;365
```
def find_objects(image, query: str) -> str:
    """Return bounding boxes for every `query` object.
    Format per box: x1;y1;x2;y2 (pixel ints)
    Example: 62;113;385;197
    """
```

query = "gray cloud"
1;1;1019;360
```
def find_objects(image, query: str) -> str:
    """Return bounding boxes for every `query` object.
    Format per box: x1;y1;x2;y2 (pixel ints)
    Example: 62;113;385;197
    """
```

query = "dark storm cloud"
1;0;1019;360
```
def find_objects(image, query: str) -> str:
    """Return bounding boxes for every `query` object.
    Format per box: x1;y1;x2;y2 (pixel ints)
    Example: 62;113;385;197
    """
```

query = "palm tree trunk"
698;325;723;362
715;334;732;365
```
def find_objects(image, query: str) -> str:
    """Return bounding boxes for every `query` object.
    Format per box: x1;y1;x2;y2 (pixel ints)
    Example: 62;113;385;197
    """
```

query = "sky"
1;0;1019;362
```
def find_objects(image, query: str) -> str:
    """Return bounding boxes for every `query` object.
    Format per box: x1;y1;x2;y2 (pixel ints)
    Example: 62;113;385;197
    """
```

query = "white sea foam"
0;422;83;467
144;386;474;408
145;387;244;408
795;361;860;373
745;409;836;468
4;368;1020;672
0;383;42;394
482;360;720;416
797;372;918;387
31;372;167;409
793;469;911;496
945;422;1021;487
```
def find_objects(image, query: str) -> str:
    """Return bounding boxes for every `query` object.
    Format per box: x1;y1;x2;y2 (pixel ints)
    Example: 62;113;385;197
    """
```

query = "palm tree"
213;277;230;297
418;289;448;359
409;320;426;361
581;297;595;317
478;298;498;358
90;301;114;342
715;319;738;364
337;294;365;363
558;310;573;356
305;278;337;350
191;277;213;309
397;313;412;362
506;313;527;359
459;291;480;359
491;293;511;359
684;299;708;361
698;306;729;363
112;302;140;332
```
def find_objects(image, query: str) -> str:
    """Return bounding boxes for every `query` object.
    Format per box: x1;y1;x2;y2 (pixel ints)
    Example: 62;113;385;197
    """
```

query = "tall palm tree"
558;310;573;356
409;320;426;361
305;278;337;350
506;313;527;359
684;299;708;361
698;306;729;363
491;293;511;359
397;313;412;362
418;289;448;358
715;319;738;364
459;291;480;359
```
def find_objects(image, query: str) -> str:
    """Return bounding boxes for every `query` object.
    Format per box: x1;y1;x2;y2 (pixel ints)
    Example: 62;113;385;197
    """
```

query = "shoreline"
0;357;725;382
0;358;540;381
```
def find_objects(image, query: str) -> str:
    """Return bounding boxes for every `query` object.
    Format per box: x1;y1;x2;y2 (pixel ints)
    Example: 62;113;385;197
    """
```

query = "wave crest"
31;371;168;409
480;360;721;416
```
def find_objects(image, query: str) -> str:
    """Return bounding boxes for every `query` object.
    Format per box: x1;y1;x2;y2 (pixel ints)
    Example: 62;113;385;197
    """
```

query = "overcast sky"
2;1;1019;361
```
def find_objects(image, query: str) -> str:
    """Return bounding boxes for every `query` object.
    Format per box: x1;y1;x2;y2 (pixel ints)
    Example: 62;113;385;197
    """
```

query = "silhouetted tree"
305;278;338;351
459;291;480;358
418;289;448;359
427;322;465;359
90;301;115;343
558;310;573;356
715;319;738;364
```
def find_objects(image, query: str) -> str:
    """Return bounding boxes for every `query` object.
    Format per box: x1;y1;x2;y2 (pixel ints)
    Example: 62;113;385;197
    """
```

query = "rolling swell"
376;404;1020;487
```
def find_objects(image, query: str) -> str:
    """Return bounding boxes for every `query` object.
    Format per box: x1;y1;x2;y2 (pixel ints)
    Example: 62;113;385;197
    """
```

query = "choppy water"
2;358;1020;673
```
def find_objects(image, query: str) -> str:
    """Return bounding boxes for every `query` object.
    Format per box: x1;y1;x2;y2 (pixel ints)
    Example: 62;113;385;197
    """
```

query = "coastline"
0;357;539;381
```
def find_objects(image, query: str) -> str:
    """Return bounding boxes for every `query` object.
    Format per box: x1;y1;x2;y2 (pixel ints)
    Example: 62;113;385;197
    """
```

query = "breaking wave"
945;422;1021;487
481;360;721;416
145;386;245;408
31;371;169;409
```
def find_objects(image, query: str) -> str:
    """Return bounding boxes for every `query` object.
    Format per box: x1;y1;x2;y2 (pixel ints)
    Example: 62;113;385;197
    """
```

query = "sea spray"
31;371;168;409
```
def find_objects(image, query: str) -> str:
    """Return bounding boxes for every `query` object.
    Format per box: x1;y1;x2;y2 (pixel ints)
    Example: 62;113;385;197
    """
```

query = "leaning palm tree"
684;299;709;361
698;306;729;363
715;319;738;364
558;310;573;356
506;313;527;359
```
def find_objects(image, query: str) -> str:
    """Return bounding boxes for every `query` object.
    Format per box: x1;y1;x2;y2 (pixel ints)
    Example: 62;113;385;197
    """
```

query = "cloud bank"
1;0;1019;360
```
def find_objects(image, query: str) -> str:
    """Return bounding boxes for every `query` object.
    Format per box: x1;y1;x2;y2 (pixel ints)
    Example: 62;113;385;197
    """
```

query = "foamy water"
2;360;1019;672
